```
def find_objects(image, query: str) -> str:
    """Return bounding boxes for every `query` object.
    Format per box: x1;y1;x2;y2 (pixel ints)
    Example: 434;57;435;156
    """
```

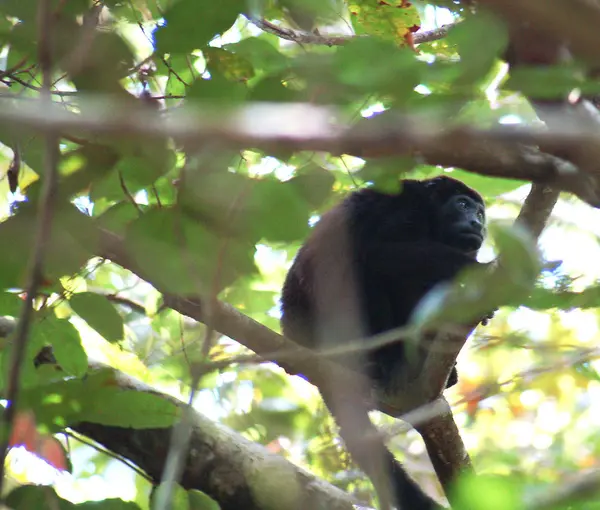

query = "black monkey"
280;175;487;509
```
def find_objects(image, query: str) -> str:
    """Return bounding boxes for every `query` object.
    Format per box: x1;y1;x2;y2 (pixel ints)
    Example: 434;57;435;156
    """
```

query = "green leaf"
80;388;180;428
447;11;508;83
90;137;175;203
204;47;255;82
349;0;420;44
0;204;97;289
525;284;600;311
161;54;197;105
115;153;174;193
287;164;335;209
178;169;312;243
452;473;524;510
249;75;299;102
2;0;89;20
280;0;346;30
77;499;142;509
6;485;75;510
449;170;525;198
16;371;109;430
69;31;135;94
70;292;125;343
95;155;173;202
0;292;23;317
104;0;178;20
505;65;596;99
490;222;540;297
247;179;311;242
334;38;421;99
39;318;88;377
412;223;540;327
224;38;289;75
357;157;416;193
58;144;120;199
222;286;278;316
155;0;244;53
126;208;257;295
188;490;221;510
188;75;247;103
96;202;143;235
0;316;69;392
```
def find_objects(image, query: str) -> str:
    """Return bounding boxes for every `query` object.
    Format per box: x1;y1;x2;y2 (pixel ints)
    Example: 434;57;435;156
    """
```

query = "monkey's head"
426;176;486;256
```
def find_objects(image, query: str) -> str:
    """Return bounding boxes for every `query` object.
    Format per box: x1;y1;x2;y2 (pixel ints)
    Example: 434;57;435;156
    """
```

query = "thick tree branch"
515;183;561;240
1;97;599;206
413;402;473;492
71;364;358;510
0;316;359;510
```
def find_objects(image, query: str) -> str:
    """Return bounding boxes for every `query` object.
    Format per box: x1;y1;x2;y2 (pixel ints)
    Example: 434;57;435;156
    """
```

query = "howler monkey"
280;175;486;509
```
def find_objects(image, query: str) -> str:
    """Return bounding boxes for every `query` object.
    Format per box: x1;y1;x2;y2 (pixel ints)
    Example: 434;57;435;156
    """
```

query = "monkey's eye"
477;210;485;221
456;199;468;210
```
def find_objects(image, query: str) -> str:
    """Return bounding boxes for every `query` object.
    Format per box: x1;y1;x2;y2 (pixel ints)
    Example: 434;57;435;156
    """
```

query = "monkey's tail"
323;391;442;510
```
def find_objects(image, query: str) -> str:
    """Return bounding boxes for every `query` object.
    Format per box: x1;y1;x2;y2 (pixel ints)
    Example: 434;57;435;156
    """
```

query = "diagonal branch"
413;181;559;502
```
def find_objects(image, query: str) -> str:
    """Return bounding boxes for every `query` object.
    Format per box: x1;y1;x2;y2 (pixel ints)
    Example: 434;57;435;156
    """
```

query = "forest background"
0;1;600;509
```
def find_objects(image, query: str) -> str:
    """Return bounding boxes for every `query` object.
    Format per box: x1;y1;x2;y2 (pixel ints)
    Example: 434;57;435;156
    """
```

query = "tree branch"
0;0;61;491
411;179;558;501
525;469;600;510
0;314;360;510
71;363;358;510
1;97;599;206
248;17;454;47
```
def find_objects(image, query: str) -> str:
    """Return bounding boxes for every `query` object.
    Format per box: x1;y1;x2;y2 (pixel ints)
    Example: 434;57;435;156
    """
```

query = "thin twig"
64;430;152;482
118;171;142;214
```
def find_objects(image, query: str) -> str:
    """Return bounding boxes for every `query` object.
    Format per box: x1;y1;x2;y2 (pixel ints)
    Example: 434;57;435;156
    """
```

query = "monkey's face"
437;194;486;254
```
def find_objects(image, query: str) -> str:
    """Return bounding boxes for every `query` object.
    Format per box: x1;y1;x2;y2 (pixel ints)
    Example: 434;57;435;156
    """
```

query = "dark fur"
280;176;486;509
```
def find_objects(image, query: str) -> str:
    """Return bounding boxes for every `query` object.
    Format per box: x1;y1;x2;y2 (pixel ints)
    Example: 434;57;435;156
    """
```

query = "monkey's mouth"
457;231;483;250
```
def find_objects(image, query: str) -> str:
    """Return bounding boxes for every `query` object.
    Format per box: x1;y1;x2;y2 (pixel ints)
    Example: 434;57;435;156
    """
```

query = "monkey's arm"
359;241;481;389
